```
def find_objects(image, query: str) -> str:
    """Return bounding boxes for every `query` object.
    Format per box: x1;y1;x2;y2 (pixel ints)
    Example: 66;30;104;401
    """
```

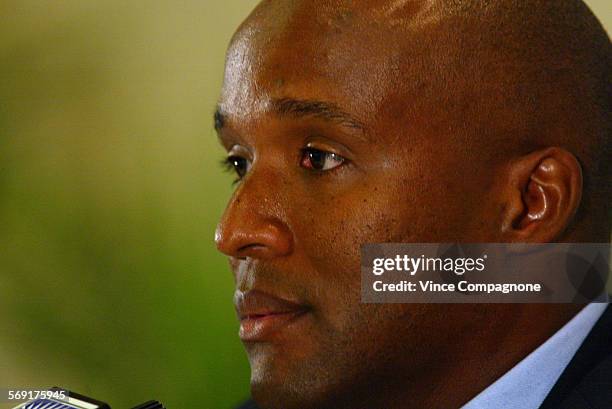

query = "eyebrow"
271;98;366;131
214;109;225;131
213;98;366;132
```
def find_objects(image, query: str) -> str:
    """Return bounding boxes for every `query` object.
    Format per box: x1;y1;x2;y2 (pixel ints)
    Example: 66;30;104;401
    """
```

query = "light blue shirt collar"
462;302;609;409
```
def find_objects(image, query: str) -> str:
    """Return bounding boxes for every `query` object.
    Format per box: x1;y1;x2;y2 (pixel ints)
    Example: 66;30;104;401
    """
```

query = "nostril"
237;243;267;257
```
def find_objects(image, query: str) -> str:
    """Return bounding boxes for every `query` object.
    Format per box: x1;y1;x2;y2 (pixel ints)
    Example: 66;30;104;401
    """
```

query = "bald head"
222;0;610;238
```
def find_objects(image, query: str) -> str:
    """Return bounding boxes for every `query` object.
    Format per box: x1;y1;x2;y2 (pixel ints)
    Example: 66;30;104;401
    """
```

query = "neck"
340;304;583;409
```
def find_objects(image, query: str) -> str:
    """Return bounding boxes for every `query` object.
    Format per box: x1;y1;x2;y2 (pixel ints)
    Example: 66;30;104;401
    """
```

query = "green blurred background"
0;1;609;409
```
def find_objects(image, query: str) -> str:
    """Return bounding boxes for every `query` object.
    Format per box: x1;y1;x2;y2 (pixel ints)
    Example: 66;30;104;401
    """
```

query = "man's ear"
500;147;582;242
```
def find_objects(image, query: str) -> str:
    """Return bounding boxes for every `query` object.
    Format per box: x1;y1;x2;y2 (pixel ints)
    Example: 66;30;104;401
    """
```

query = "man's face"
215;3;500;408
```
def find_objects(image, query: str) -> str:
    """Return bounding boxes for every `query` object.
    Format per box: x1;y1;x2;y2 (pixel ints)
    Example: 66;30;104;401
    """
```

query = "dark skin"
214;1;610;408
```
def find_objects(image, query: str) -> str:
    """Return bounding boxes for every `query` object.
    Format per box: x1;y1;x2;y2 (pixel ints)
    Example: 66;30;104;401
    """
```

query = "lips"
234;290;310;341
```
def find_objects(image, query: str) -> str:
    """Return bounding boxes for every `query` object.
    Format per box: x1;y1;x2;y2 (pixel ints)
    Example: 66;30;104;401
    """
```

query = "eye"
224;155;251;180
300;148;346;171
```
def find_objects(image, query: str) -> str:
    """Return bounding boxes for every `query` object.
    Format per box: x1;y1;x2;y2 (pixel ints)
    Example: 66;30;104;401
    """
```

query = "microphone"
9;387;165;409
130;401;165;409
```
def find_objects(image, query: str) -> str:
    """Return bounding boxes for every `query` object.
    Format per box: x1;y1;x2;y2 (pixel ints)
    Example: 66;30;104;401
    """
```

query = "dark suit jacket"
237;305;612;409
540;304;612;409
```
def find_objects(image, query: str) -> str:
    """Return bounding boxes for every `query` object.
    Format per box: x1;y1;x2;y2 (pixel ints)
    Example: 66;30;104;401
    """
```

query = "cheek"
285;167;476;295
289;177;417;292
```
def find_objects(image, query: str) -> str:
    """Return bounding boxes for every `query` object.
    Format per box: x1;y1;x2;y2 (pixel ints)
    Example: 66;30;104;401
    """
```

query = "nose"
215;182;293;260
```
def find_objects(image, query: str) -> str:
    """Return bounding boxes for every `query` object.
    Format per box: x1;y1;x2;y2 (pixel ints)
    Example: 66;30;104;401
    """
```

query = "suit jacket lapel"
540;304;612;409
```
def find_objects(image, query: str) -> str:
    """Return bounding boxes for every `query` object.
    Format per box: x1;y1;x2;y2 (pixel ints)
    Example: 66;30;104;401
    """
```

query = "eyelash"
220;157;243;185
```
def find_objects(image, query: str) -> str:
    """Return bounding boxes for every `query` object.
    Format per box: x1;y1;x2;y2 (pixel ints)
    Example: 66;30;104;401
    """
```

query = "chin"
250;373;317;409
247;353;304;409
247;349;335;409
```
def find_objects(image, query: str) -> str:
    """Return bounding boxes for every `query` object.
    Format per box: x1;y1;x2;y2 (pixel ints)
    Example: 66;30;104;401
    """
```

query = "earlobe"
501;147;582;242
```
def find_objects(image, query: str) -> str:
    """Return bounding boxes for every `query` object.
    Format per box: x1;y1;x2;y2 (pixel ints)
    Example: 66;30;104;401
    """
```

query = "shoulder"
542;304;612;409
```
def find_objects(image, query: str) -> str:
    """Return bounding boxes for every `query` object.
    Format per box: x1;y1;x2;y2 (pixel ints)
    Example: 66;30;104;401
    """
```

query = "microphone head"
130;401;166;409
10;388;164;409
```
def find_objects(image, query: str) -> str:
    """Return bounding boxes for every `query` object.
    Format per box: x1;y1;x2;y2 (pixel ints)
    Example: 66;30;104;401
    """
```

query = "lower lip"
239;310;309;341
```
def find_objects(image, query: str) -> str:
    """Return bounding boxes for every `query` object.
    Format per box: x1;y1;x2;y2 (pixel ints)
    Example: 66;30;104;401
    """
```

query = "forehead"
218;0;437;129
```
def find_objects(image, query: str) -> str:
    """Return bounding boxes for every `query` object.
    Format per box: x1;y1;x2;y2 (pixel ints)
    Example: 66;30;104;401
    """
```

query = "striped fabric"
16;399;80;409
